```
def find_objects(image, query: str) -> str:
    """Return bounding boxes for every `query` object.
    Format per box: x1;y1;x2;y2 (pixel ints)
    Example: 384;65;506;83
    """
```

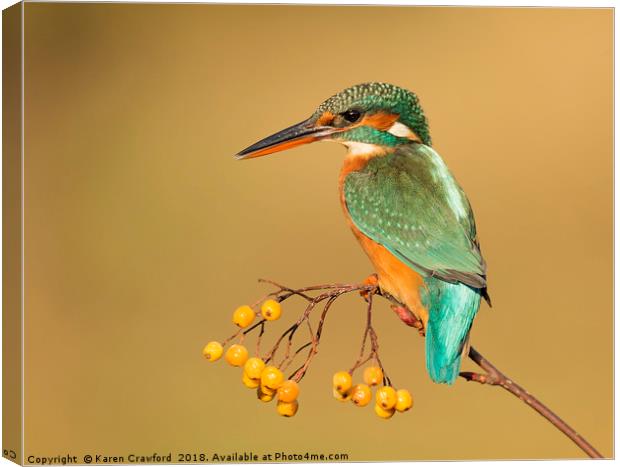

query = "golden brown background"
23;4;612;461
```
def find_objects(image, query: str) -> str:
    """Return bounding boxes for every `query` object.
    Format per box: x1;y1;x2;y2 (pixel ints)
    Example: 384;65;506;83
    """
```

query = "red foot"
390;305;425;336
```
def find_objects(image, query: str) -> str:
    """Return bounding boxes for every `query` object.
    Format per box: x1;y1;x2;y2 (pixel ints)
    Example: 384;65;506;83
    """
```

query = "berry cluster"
202;280;415;420
332;367;413;419
203;299;301;417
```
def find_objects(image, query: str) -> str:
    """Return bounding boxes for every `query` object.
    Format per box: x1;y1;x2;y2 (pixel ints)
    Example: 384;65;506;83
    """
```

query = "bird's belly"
352;226;429;326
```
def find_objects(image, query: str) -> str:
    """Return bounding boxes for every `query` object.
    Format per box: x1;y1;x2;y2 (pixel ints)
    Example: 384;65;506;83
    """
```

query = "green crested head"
236;82;431;160
313;82;431;147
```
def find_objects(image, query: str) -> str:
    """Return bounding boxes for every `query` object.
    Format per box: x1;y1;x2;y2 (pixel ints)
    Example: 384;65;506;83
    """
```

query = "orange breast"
338;155;429;326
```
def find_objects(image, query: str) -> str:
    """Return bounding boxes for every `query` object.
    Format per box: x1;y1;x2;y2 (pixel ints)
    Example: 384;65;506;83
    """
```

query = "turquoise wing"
343;143;486;289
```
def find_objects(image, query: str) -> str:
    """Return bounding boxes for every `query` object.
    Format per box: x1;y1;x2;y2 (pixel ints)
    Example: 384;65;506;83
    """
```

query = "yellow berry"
374;403;395;419
363;366;383;386
225;344;249;367
257;386;274;402
332;371;352;394
395;389;413;412
261;366;284;390
261;299;282;321
332;387;351;402
232;305;255;328
350;384;372;407
242;372;260;389
276;400;299;417
244;357;266;379
260;384;276;396
277;380;300;403
376;386;397;410
202;341;223;362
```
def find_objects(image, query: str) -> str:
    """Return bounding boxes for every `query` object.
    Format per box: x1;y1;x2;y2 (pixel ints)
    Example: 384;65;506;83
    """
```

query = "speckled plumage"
314;82;432;146
344;145;486;288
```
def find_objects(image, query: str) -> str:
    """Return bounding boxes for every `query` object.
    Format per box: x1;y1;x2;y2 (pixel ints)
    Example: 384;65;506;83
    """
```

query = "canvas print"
2;2;613;463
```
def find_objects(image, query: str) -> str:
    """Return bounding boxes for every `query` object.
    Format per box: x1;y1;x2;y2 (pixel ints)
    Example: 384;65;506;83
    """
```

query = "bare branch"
461;347;603;458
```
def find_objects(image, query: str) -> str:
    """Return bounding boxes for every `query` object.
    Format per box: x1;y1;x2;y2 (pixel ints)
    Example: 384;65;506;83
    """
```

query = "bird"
235;82;489;384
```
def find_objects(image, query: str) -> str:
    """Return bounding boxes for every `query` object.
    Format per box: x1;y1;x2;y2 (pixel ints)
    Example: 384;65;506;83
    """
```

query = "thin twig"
349;294;374;374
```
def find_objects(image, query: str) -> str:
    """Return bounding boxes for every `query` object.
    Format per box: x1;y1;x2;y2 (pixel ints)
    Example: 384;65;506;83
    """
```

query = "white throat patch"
343;141;385;156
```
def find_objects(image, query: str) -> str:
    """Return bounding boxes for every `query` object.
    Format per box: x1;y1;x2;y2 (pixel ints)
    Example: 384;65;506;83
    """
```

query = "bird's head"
235;82;431;160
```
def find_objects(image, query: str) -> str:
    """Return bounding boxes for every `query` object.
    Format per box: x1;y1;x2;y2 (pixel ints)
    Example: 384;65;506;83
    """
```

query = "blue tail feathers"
421;278;481;384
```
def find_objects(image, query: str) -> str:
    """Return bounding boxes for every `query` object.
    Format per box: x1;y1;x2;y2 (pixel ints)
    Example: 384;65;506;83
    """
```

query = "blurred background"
23;4;612;461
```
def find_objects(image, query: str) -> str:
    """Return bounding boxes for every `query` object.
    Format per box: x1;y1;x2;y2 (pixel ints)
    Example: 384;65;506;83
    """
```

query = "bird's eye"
341;109;362;123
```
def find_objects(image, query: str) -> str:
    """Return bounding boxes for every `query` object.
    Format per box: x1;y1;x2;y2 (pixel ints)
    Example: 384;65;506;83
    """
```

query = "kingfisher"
235;82;489;384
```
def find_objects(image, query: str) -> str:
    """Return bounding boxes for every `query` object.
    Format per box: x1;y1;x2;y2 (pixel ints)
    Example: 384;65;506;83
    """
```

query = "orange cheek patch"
359;112;400;131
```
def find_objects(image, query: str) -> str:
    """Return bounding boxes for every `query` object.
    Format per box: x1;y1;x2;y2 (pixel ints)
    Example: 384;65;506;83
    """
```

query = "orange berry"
261;299;282;321
276;400;299;417
261;366;284;390
363;366;383;386
202;341;223;362
225;344;249;367
350;384;372;407
374;403;395;419
277;380;300;403
333;387;351;402
244;357;266;379
257;386;274;402
332;371;352;394
395;389;413;412
242;372;260;389
376;386;397;410
232;305;255;328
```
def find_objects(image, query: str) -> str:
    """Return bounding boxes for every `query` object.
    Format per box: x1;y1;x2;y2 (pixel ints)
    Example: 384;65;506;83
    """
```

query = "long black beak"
235;117;336;160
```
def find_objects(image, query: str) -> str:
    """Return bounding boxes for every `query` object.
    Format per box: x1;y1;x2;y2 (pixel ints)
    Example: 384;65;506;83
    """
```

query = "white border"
0;2;615;467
